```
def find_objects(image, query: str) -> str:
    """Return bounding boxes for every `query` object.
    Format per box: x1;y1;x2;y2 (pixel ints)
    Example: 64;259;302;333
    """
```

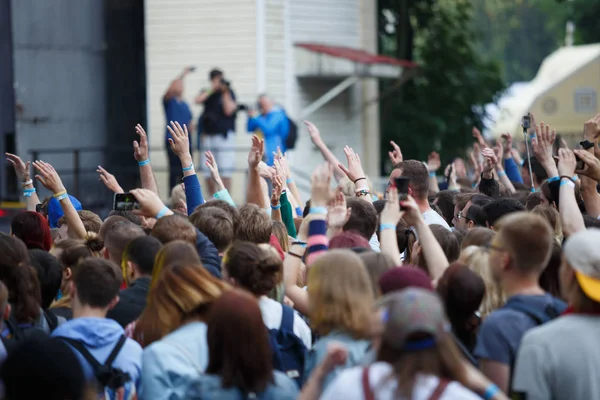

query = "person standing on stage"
163;67;194;190
196;69;237;194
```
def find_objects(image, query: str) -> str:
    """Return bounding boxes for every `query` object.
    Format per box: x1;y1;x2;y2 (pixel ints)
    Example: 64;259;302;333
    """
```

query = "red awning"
295;43;417;68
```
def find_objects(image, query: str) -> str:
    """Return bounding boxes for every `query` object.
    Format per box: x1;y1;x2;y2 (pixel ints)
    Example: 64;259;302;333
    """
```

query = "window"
574;88;597;113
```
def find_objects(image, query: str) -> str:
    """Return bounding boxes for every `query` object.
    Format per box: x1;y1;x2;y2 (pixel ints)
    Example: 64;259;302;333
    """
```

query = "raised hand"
493;142;504;166
389;141;403;165
271;174;283;206
33;160;66;194
327;189;351;230
273;158;287;190
97;166;124;194
427;151;441;173
133;124;150;162
205;151;224;191
130;188;173;219
311;163;333;207
532;122;556;163
501;132;513;155
304;121;323;146
583;114;600;141
481;148;498;175
472;127;486;147
338;146;365;182
573;149;600;182
167;121;191;161
380;186;402;226
275;148;292;179
248;135;265;169
5;153;30;182
400;195;424;227
557;148;577;179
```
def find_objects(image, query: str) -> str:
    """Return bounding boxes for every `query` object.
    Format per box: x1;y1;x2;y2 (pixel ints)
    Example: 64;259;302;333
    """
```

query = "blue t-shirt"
474;294;566;366
164;97;193;141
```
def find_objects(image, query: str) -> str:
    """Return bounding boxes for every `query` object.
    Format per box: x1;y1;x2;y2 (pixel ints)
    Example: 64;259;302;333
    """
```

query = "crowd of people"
1;108;600;400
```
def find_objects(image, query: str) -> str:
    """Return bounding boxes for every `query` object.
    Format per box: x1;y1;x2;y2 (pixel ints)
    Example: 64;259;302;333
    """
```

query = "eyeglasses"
455;211;465;220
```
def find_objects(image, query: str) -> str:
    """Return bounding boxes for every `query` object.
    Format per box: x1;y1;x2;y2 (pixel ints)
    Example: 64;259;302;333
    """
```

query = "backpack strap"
103;335;127;368
362;366;374;400
280;304;294;332
428;379;450;400
57;335;127;371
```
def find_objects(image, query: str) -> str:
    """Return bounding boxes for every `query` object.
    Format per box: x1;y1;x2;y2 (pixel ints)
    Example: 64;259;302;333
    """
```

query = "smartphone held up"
113;193;140;211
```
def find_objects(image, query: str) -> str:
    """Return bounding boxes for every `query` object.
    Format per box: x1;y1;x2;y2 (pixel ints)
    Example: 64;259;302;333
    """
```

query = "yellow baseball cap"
564;229;600;302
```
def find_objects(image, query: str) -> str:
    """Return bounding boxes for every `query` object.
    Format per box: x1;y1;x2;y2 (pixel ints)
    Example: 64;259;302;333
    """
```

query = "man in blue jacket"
52;258;142;394
247;95;290;165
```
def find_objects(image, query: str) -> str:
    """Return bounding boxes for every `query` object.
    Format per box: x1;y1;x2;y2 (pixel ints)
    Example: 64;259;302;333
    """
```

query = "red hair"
329;230;370;250
11;212;52;251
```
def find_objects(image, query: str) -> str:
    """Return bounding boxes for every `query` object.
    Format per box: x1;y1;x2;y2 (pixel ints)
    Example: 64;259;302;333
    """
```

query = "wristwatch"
580;140;595;150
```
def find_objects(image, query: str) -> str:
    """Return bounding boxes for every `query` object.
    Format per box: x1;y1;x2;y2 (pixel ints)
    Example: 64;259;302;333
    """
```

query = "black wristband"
353;177;366;184
287;252;304;260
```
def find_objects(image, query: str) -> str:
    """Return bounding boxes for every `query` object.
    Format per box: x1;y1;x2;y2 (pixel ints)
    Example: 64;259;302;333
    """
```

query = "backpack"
267;305;307;387
285;117;298;150
4;308;60;340
58;335;136;400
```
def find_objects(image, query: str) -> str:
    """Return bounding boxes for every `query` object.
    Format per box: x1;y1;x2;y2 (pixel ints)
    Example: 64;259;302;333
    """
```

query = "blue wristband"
547;176;560;183
497;170;506;177
55;193;68;201
138;159;150;167
156;206;170;219
310;206;328;215
483;384;500;400
182;163;194;172
23;188;36;197
572;175;579;182
271;203;281;210
380;223;396;232
560;179;575;188
428;172;436;178
286;178;293;184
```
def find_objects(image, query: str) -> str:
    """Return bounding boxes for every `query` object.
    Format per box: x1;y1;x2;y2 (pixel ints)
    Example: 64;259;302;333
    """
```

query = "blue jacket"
52;317;142;391
185;371;298;400
247;107;289;165
195;229;222;279
141;322;209;400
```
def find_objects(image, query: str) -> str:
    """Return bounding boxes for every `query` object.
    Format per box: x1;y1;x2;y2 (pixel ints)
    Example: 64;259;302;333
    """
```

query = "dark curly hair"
223;241;281;296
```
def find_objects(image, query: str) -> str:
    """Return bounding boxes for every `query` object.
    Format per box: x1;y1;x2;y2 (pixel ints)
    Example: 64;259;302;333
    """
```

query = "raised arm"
557;149;585;237
532;122;559;179
134;124;159;195
96;166;124;194
246;135;268;208
574;149;600;218
6;153;40;211
270;174;283;223
305;121;346;182
164;67;191;102
379;188;402;266
427;152;441;195
489;146;516;195
167;121;204;214
222;88;237;117
33;160;87;239
338;146;372;204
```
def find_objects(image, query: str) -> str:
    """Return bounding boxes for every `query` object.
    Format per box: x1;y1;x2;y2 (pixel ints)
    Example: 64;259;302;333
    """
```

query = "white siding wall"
289;0;364;185
145;0;257;198
266;0;286;106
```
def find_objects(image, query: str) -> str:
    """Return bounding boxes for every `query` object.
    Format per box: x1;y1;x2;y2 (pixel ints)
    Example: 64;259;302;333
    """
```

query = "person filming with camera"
196;69;237;193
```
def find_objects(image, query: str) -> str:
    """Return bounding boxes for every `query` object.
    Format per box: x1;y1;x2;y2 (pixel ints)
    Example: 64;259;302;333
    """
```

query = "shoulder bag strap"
280;304;294;331
362;366;375;400
428;379;450;400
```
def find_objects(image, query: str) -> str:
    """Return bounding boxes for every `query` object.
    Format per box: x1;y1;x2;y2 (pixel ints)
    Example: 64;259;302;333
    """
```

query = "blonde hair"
338;176;374;197
459;246;505;316
307;250;374;338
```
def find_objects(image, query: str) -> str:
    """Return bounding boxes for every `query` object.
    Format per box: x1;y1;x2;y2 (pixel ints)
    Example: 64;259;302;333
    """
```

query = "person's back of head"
532;204;562;243
539;241;563;299
235;204;272;244
195;199;240;230
430;224;460;264
151;214;196;245
469;194;492;207
436;263;485;352
98;215;128;241
123;236;163;280
433;190;456;227
0;233;41;324
525;192;547;210
58;210;103;234
359;252;396;297
344;198;377;240
460;227;495;250
107;210;142;226
104;221;145;264
1;335;86;400
71;259;121;312
206;289;273;395
189;207;235;253
28;249;61;309
495;212;553;277
483;197;526;229
222;241;281;297
465;204;487;227
10;211;52;251
454;193;475;213
330;230;370;250
394;160;429;200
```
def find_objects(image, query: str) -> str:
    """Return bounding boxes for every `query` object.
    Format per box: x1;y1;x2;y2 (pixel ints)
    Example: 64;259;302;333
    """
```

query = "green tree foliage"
379;0;504;170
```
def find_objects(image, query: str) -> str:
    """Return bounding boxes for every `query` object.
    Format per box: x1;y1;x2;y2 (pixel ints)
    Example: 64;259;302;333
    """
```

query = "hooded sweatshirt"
52;317;143;391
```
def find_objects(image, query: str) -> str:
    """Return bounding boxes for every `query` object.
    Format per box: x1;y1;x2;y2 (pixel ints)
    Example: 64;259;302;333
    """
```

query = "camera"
521;115;531;130
220;78;231;88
